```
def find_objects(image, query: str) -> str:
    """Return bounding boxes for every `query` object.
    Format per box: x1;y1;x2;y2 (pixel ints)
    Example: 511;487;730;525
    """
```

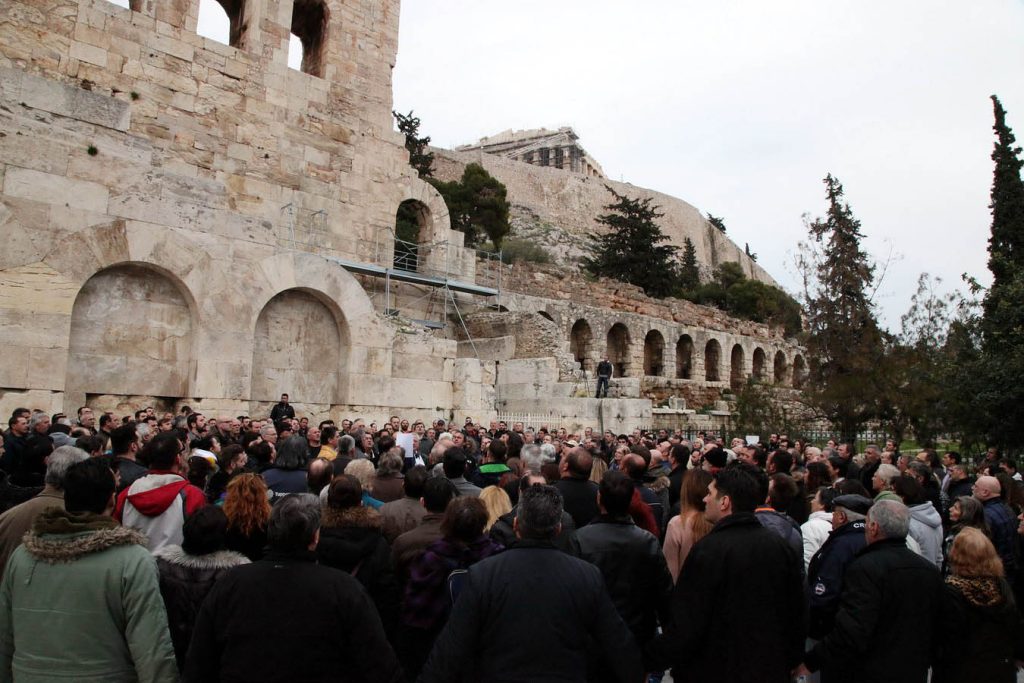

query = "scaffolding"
276;203;503;357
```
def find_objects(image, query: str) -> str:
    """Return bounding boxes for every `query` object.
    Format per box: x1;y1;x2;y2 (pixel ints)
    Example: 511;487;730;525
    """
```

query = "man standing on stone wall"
270;393;295;423
596;357;613;398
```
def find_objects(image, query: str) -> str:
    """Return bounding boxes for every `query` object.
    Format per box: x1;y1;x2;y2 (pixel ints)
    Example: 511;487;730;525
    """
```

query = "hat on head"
833;494;873;516
565;440;579;447
704;447;728;470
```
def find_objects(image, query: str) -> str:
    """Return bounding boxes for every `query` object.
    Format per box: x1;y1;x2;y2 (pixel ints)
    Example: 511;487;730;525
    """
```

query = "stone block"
457;336;514;360
0;66;130;131
3;167;109;213
497;357;557;386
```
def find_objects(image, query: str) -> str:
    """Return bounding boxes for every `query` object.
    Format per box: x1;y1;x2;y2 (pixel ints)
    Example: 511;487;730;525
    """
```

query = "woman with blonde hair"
222;473;271;561
478;485;512;532
662;469;714;582
933;527;1024;683
589;457;608;484
345;458;383;510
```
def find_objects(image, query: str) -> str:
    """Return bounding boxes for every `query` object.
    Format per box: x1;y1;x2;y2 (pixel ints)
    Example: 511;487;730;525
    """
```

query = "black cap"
833;494;873;516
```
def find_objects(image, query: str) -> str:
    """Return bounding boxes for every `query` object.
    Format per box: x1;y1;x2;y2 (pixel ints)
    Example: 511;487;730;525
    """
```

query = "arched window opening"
290;0;328;77
570;319;593;372
676;335;693;379
752;348;767;381
197;0;246;48
394;200;430;271
774;351;790;386
730;344;745;389
643;330;665;377
793;355;808;389
607;323;631;378
705;339;721;382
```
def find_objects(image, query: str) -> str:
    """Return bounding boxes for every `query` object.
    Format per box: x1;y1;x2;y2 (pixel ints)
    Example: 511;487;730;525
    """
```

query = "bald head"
622;454;646;480
973;475;1001;502
566;448;593;478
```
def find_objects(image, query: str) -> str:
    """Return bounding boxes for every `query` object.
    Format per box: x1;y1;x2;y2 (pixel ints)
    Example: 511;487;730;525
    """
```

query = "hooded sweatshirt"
908;501;944;568
114;471;206;552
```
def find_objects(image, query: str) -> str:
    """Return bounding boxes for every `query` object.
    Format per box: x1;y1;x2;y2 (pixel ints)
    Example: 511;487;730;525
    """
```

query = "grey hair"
864;444;880;455
836;507;867;523
868;499;910;540
875;464;900;487
274;435;309;470
267;493;321;553
260;424;277;438
377;451;403;476
515;484;563;539
520;444;549;474
29;411;49;429
345;458;376;490
136;422;151;439
44;446;90;488
339;434;356;455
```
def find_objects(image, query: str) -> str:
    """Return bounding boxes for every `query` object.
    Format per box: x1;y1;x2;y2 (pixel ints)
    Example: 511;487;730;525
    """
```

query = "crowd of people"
1;394;1023;682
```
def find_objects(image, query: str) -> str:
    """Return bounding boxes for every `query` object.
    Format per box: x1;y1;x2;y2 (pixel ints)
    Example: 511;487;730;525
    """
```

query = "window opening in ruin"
705;339;721;382
554;147;564;169
539;148;550;166
752;347;767;381
394;200;429;272
570;319;593;372
607;323;631;378
792;355;808;389
538;311;555;323
676;335;693;379
643;330;665;377
290;0;329;77
197;0;246;48
774;351;789;386
288;34;304;70
730;344;745;389
524;152;534;164
106;0;130;9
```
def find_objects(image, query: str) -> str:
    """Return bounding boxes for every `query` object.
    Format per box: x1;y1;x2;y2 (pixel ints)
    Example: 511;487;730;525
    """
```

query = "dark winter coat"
224;523;268;562
646;512;806;683
316;505;399;639
805;537;944;683
984;498;1019;579
555;475;600;529
577;514;673;645
153;544;249;670
489;506;581;556
417;539;642;683
806;519;867;639
183;550;403;683
755;506;803;561
933;576;1024;683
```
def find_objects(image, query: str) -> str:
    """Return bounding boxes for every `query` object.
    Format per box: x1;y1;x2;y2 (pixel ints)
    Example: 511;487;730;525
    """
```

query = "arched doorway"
570;319;593;372
644;330;665;377
705;339;721;382
252;289;343;404
67;264;195;397
793;354;808;389
394;199;431;271
752;347;767;381
730;344;745;389
774;351;789;386
607;323;631;377
676;334;694;379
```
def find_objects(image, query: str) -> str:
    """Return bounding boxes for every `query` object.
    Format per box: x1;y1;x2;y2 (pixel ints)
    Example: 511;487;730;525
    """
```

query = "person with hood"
0;458;178;682
317;474;399;640
153;505;249;670
115;431;206;551
894;474;944;568
933;527;1024;683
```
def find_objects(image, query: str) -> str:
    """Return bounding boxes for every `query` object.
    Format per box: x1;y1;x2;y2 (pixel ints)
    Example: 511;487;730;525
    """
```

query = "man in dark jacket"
184;494;402;683
595;357;613;398
646;461;805;683
418;485;642;683
555;448;600;528
577;471;672;658
392;476;456;586
975;475;1019;579
490;474;580;555
806;494;871;642
269;393;295;423
797;499;943;683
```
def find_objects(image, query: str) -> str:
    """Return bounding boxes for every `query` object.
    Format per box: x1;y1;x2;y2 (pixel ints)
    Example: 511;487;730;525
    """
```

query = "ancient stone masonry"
456;127;606;179
0;0;804;432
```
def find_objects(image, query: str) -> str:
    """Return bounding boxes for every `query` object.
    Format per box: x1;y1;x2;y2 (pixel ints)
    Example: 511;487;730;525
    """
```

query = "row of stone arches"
569;318;807;388
65;261;357;404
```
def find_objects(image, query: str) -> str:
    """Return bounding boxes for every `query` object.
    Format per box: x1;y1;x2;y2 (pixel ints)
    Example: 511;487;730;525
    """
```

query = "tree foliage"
679;237;700;292
684;262;803;337
798;174;886;440
583;186;680;298
393;110;434;179
707;213;727;233
430;163;511;249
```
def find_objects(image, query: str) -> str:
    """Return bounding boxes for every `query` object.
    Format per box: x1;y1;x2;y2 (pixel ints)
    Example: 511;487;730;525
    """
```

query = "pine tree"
707;214;727;233
679;237;700;292
583;186;680;298
393;110;434;179
430;164;511;248
801;174;885;440
975;95;1024;450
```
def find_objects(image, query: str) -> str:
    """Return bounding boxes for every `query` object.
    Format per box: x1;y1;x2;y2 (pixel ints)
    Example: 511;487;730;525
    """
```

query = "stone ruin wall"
0;0;499;424
432;148;777;286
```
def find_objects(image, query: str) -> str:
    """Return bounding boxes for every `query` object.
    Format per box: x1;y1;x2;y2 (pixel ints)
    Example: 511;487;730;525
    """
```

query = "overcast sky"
390;1;1024;330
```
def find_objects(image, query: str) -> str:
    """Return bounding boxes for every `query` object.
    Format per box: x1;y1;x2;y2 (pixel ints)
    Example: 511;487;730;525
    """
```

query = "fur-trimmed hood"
322;504;382;530
24;508;147;564
153;544;250;570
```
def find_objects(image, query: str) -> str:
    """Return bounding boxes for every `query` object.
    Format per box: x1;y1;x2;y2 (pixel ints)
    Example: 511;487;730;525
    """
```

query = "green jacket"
0;508;177;683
